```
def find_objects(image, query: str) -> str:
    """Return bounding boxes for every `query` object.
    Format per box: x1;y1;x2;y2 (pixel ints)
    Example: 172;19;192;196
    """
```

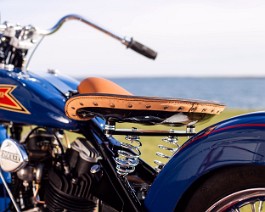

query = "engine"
45;138;102;211
0;127;102;211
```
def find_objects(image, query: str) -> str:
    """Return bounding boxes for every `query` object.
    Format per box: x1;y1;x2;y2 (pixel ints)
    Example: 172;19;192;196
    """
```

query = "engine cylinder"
45;138;100;211
45;169;96;211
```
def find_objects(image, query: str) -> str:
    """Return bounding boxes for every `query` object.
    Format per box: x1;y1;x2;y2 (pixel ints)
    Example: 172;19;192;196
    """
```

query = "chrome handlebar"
38;14;128;44
0;14;157;59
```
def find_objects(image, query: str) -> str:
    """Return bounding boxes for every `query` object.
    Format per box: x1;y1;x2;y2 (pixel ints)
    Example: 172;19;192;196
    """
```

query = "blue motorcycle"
0;14;264;212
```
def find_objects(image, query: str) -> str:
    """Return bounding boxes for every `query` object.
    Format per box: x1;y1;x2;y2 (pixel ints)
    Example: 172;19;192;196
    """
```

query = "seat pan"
65;92;225;126
66;77;226;126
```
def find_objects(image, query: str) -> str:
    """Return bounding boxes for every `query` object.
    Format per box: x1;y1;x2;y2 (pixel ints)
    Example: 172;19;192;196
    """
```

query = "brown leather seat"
65;77;225;126
78;77;132;95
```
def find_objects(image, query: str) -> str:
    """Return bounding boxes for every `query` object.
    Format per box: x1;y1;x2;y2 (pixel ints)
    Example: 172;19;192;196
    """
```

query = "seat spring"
115;128;142;176
154;129;180;172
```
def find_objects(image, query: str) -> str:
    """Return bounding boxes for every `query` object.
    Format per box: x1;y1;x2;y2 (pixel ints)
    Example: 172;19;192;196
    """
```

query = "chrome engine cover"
0;139;28;172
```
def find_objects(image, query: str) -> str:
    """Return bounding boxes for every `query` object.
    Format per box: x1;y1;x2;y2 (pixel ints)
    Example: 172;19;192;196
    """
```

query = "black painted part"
9;124;23;141
45;169;96;212
176;165;265;212
66;138;99;177
0;34;27;68
98;201;120;212
76;106;213;127
135;159;157;184
81;120;144;212
10;49;27;68
127;39;157;60
0;35;11;64
9;173;34;211
46;169;96;211
25;129;54;161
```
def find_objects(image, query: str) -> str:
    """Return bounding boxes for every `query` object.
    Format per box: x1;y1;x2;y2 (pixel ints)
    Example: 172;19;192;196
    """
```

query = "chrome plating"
206;188;265;212
186;125;196;138
104;122;116;137
0;138;28;172
104;123;116;131
115;127;142;176
4;64;14;71
17;166;34;182
37;14;131;46
154;129;181;172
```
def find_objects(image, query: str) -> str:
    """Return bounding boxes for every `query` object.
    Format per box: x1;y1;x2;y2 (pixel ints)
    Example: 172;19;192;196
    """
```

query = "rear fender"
145;112;265;211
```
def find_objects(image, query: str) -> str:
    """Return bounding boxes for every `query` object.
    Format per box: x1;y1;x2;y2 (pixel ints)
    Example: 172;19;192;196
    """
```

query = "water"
105;77;265;109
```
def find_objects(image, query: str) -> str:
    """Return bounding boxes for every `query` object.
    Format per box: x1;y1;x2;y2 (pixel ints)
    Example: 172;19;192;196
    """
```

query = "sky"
1;0;265;77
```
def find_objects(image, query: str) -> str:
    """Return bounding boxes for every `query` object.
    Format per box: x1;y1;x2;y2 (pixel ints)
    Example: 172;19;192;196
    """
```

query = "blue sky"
1;0;265;77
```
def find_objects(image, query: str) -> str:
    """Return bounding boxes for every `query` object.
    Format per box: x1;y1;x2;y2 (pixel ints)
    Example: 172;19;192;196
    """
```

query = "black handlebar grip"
128;39;157;60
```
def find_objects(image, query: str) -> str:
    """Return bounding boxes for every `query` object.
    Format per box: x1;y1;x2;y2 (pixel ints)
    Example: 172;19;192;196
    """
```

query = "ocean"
102;77;265;110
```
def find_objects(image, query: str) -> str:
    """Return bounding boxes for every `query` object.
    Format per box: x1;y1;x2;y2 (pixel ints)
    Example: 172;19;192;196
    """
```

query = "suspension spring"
115;128;142;176
154;129;180;172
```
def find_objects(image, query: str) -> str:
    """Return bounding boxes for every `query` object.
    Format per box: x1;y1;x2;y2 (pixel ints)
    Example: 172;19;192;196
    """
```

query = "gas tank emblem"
0;85;30;114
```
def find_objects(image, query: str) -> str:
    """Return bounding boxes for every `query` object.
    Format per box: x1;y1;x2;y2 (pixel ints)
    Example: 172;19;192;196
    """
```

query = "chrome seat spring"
154;129;180;172
115;128;142;176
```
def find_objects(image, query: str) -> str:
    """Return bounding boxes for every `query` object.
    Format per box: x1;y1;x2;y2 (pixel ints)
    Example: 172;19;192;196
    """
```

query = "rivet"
202;108;207;112
190;107;197;112
178;107;183;110
146;105;151;109
163;106;169;110
81;113;87;117
128;103;133;108
93;102;98;106
211;110;215;113
79;102;84;106
71;107;75;110
110;103;115;108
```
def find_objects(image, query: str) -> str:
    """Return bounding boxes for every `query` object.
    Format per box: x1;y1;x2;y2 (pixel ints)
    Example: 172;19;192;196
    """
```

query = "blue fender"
145;111;265;212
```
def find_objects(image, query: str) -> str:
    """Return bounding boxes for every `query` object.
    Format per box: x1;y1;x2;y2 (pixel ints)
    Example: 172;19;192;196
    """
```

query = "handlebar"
39;14;157;59
0;14;157;60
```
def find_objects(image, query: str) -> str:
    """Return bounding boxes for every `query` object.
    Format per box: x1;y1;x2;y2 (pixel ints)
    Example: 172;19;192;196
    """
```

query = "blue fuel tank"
0;68;80;130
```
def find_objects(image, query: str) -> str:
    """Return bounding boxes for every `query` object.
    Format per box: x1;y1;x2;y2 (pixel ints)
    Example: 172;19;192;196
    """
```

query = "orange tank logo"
0;85;30;114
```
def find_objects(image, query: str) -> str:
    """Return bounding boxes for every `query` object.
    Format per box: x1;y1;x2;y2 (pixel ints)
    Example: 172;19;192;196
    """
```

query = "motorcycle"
0;14;265;212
